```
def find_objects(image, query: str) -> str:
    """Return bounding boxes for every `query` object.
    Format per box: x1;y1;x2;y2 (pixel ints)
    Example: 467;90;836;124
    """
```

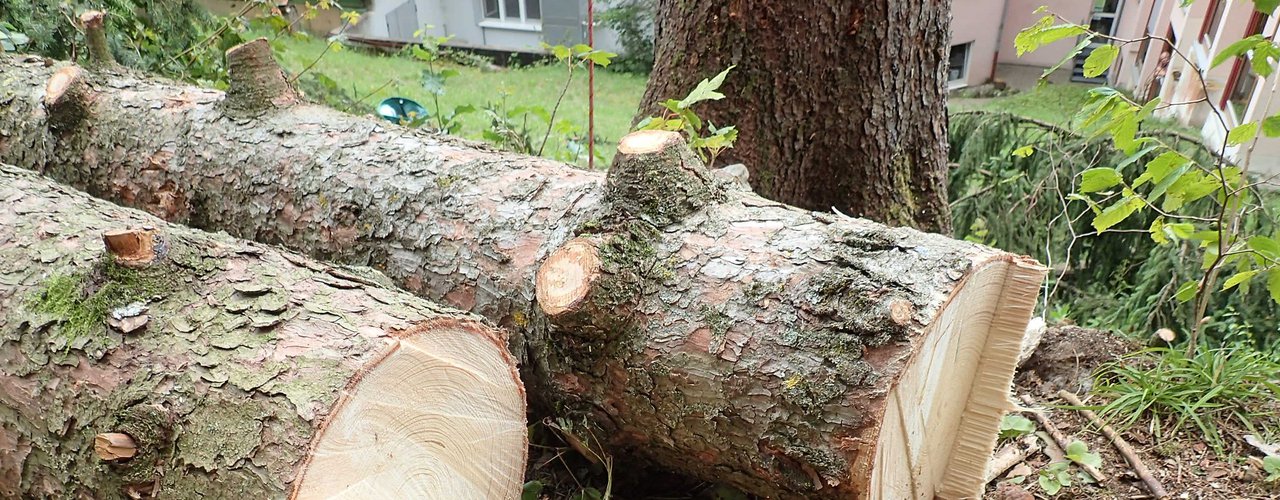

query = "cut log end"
102;228;157;267
292;320;527;499
93;432;137;461
616;129;683;155
536;239;602;318
223;38;299;114
872;256;1047;499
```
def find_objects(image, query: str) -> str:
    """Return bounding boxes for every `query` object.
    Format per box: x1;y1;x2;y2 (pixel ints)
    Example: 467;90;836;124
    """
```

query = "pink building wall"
950;0;1006;87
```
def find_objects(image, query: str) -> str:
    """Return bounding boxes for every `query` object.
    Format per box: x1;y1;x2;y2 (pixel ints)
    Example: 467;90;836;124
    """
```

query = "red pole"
587;0;596;170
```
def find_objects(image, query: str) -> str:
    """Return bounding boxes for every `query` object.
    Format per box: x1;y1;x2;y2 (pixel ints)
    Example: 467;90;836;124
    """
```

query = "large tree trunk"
0;50;1042;498
638;1;954;234
0;165;527;499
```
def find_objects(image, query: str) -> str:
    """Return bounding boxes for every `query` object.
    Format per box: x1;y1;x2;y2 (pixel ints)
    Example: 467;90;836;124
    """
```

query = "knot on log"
104;404;173;489
79;11;116;67
43;66;92;130
606;130;719;226
103;227;161;268
223;38;299;116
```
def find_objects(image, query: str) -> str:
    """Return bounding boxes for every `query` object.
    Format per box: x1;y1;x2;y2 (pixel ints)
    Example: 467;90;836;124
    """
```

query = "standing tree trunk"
638;1;954;233
0;165;527;499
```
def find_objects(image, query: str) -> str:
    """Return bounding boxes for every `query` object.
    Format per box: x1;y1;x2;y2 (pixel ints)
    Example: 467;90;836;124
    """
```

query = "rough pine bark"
0;52;1040;498
0;165;527;499
637;0;954;233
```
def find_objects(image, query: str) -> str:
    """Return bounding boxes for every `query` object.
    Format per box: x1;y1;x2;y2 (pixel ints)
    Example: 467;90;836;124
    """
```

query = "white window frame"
948;42;972;88
481;0;542;30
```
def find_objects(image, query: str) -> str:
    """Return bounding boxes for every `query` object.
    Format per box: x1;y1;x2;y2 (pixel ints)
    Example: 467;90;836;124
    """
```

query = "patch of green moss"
26;259;185;349
593;221;673;312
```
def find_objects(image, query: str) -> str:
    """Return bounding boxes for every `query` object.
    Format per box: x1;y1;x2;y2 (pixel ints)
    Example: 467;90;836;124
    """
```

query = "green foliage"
1093;346;1280;454
1037;462;1072;496
1;0;235;84
1265;455;1280;482
27;259;179;348
1015;15;1088;57
636;66;739;167
407;30;478;133
521;480;544;500
999;414;1036;439
0;22;31;52
1064;440;1103;469
598;0;655;73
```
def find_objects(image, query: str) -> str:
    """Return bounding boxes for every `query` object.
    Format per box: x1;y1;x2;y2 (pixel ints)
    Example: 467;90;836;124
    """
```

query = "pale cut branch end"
44;66;92;128
102;228;157;268
536;238;602;318
94;432;137;461
607;130;718;226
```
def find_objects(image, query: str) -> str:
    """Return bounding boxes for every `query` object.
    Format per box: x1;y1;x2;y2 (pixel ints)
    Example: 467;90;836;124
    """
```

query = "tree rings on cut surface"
536;238;602;317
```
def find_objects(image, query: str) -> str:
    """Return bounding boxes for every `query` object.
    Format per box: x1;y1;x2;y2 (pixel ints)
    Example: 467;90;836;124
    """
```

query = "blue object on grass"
376;97;429;124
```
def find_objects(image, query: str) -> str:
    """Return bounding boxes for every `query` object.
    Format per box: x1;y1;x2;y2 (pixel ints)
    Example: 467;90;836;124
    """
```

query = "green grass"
269;33;649;167
1093;346;1280;454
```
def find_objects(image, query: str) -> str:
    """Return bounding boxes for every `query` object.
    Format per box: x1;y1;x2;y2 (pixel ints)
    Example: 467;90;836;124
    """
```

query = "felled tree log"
0;165;526;499
0;50;1046;499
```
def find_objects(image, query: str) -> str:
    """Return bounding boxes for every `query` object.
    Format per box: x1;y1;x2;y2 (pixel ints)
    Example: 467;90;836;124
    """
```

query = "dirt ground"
988;326;1280;499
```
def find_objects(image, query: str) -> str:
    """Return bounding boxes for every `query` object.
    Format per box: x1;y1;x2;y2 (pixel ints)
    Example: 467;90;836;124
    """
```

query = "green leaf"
1080;168;1123;193
1269;269;1280;304
1012;145;1035;158
1175;280;1200;302
1227;122;1259;146
1223;270;1260;290
1039;473;1062;495
522;481;544;500
678;66;735;109
1134;151;1190;187
1212;35;1266;68
1015;16;1089;56
1093;196;1144;233
1249;236;1280;258
1262;114;1280;137
583;50;616;66
1150;217;1168;244
1255;0;1280;15
999;414;1036;439
1083;45;1120;78
1042;37;1095;79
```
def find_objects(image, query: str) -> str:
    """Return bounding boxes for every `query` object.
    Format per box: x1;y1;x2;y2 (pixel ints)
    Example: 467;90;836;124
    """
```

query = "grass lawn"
269;33;650;167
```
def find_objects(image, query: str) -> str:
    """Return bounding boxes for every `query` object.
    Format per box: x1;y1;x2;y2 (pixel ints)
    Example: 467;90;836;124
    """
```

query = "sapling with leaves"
411;29;476;134
636;67;740;168
1015;1;1280;355
538;43;616;157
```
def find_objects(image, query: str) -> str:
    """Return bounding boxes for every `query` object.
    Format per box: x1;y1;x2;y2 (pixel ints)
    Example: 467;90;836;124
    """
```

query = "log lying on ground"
0;165;526;499
0;50;1046;498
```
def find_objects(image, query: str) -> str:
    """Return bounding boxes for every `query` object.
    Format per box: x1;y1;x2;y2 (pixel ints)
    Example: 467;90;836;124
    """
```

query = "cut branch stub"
223;38;299;115
93;432;137;461
536;238;602;323
607;130;718;226
102;228;157;268
79;11;116;67
44;66;92;129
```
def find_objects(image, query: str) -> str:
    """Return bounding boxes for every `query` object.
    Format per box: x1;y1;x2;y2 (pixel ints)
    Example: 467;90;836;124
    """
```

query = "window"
484;0;541;22
949;43;970;83
1222;13;1270;116
1201;0;1228;42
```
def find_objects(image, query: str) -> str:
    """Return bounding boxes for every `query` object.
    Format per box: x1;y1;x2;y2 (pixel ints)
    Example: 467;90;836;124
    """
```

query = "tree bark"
638;0;954;234
0;53;1041;499
0;165;527;499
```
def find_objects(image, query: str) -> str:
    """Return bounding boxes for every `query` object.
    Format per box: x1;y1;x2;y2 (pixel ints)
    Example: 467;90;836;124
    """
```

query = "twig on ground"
1058;390;1169;499
985;435;1042;484
1019;394;1108;482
